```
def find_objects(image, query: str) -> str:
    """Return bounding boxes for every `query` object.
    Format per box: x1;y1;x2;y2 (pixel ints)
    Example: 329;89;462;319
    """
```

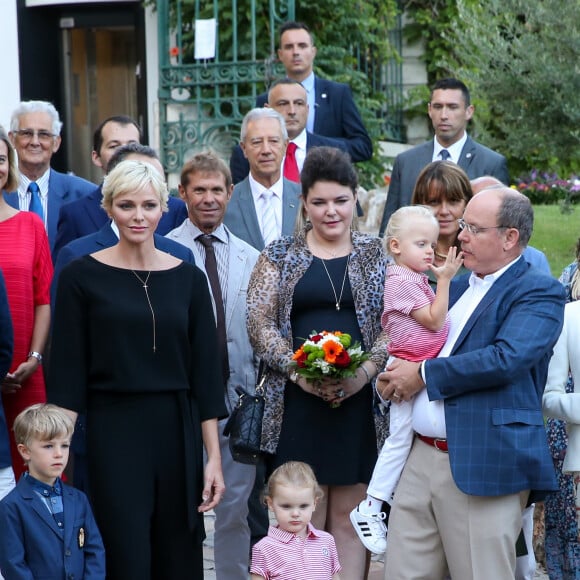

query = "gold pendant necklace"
319;255;350;311
131;270;157;352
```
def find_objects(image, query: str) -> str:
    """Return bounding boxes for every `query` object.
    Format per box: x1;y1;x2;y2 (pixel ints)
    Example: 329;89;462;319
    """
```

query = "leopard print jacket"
247;226;390;454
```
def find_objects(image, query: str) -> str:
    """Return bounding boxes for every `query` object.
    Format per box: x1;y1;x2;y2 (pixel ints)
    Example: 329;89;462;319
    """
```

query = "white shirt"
248;173;284;241
17;168;50;229
432;133;468;164
301;72;316;133
413;257;522;438
287;129;308;173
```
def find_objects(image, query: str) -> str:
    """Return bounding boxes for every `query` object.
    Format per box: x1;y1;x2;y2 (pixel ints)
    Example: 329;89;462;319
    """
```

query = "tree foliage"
444;0;580;176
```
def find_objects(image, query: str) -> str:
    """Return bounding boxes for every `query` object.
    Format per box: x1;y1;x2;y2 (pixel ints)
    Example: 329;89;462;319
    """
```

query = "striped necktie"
28;182;44;220
260;190;278;246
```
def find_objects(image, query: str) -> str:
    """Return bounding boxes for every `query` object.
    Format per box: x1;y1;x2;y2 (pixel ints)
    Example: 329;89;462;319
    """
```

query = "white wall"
0;0;21;129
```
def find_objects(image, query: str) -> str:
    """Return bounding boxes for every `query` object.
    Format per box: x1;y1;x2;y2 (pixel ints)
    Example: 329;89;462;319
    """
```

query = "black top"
48;256;226;422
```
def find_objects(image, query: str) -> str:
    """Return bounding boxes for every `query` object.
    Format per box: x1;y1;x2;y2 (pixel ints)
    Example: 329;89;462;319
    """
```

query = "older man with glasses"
5;101;94;251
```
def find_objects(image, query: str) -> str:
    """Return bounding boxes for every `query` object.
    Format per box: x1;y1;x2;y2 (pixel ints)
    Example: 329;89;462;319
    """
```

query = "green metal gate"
156;0;295;179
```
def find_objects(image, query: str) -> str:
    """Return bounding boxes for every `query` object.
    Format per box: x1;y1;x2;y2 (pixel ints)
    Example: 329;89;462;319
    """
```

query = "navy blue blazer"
51;222;195;307
52;185;188;261
0;271;13;471
3;169;95;253
229;131;348;185
0;476;105;579
425;258;565;500
257;76;372;163
379;136;509;236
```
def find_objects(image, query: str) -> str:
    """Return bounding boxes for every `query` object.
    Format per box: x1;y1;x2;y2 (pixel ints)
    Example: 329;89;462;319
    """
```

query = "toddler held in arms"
251;461;341;580
350;205;463;554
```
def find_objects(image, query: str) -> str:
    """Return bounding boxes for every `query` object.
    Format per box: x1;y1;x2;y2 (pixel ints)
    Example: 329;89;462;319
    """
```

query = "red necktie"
283;142;300;183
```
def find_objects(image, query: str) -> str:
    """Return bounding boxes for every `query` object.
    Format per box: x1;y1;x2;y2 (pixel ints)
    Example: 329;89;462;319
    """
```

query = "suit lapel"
18;479;64;540
451;258;527;354
224;239;247;330
458;136;477;174
280;180;299;236
238;182;264;250
63;485;76;550
87;186;107;229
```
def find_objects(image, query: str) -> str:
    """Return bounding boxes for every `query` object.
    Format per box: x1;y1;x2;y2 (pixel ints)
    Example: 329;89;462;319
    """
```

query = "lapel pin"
466;153;472;159
321;93;327;99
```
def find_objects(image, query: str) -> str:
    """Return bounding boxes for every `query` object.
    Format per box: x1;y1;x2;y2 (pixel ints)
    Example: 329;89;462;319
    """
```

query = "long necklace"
319;255;350;311
131;270;156;353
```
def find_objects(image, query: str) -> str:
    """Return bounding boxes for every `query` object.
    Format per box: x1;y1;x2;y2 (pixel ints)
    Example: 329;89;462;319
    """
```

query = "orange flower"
292;346;305;361
322;340;343;363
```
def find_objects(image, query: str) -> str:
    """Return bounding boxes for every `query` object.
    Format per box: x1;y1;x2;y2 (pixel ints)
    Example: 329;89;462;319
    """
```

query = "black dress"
48;256;226;580
271;256;377;485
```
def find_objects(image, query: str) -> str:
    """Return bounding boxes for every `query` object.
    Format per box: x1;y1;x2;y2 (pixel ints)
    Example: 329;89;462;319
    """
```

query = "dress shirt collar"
301;72;315;94
186;220;229;245
433;133;468;164
469;255;522;284
292;129;307;151
25;472;62;496
248;172;284;202
18;167;50;199
387;263;429;283
268;523;320;543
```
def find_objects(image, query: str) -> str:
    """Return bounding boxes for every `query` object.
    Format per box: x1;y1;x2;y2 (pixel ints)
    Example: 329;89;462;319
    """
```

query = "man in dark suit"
376;188;565;579
52;119;187;260
5;101;95;252
379;78;509;236
256;21;372;163
224;108;300;251
231;78;348;184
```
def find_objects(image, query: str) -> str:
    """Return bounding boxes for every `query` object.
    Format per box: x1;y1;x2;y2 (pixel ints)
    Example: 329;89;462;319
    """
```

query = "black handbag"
223;368;265;465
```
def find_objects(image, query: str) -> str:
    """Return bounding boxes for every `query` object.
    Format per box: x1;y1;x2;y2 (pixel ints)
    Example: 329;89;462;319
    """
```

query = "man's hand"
376;358;425;402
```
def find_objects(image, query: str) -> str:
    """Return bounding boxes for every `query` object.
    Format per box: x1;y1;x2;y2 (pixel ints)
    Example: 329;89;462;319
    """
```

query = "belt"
416;433;448;453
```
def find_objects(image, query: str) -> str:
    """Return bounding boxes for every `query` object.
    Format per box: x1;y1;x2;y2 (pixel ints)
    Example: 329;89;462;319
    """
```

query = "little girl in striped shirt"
251;461;341;580
350;205;463;554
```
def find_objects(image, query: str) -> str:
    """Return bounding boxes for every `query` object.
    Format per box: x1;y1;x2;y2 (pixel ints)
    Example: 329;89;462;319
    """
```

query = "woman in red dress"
0;126;52;478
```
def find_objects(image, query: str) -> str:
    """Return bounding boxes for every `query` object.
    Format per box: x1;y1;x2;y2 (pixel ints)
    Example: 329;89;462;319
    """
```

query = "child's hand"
429;246;463;281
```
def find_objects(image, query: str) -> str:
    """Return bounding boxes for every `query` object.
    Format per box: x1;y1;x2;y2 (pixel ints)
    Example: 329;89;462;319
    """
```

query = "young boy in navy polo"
0;403;105;579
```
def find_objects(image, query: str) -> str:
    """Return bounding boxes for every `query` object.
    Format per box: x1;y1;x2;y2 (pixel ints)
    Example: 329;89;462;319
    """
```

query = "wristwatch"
28;351;43;364
290;371;299;384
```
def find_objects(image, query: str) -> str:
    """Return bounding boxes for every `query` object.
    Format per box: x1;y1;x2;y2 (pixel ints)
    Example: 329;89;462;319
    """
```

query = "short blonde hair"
264;461;323;503
13;404;74;447
384;205;438;256
101;159;169;213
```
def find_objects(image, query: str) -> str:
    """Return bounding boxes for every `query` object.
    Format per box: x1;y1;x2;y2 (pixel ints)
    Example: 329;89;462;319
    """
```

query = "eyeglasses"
14;129;56;143
457;218;507;236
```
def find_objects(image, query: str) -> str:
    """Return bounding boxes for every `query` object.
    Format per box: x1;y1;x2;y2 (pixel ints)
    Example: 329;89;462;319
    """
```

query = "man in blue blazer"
53;133;188;260
5;101;95;252
166;152;259;579
256;22;372;163
376;188;565;579
224;108;300;251
231;78;348;184
379;78;509;236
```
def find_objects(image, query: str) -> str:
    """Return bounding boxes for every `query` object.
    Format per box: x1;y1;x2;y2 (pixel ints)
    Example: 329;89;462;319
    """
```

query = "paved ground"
201;511;548;579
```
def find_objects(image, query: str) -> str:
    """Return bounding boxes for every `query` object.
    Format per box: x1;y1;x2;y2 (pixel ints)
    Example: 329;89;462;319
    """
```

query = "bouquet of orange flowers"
290;330;369;381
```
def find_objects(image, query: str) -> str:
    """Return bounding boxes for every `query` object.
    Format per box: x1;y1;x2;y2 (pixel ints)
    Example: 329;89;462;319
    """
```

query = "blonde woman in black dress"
48;160;226;579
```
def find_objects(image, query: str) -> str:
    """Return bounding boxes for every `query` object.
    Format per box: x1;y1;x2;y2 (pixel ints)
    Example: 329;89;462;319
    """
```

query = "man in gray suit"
379;78;509;236
166;152;259;580
224;108;301;250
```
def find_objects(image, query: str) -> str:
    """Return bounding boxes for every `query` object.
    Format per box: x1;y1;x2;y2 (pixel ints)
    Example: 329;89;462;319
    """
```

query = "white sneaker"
349;507;387;554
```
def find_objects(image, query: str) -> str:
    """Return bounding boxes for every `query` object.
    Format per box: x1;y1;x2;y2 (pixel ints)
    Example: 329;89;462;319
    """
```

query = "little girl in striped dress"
350;205;463;554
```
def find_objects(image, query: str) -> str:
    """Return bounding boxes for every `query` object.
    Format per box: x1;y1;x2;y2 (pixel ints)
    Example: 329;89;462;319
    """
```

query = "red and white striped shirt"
250;524;341;579
382;264;449;362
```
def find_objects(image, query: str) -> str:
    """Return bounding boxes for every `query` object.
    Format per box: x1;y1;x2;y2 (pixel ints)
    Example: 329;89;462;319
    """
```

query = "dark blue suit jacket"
257;76;372;163
379;136;510;236
52;222;195;307
0;271;13;471
229;131;348;185
3;169;95;253
52;185;188;261
424;258;565;500
0;476;105;579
